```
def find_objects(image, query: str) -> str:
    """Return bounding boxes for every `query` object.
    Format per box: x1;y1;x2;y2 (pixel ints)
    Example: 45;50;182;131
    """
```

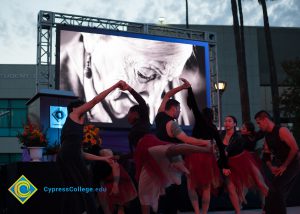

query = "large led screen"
56;25;210;128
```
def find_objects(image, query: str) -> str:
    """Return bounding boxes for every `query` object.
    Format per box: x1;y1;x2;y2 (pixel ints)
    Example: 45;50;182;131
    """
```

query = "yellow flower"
82;124;102;148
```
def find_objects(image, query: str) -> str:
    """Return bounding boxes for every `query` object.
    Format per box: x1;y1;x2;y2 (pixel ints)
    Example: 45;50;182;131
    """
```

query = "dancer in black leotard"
185;87;229;214
221;116;268;214
57;81;125;214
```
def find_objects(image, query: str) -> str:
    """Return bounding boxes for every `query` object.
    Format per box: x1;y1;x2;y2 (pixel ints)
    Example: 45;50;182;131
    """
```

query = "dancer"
123;82;211;214
134;134;211;214
155;78;210;147
56;81;125;214
82;126;137;214
185;86;229;214
220;115;268;214
154;78;211;214
240;121;266;210
255;110;300;214
240;121;264;155
96;149;137;214
126;83;151;154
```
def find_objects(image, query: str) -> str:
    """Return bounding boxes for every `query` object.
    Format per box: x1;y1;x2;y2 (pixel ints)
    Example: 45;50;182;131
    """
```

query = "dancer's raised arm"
70;80;126;122
158;78;190;113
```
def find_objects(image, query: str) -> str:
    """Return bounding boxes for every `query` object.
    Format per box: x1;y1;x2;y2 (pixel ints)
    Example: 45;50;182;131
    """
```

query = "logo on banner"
8;175;38;204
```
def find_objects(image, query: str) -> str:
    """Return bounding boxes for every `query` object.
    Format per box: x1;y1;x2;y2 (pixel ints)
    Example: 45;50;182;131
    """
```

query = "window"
0;153;22;165
0;99;28;137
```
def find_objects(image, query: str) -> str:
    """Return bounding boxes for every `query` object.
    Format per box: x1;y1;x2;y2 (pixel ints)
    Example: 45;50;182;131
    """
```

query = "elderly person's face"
90;36;193;122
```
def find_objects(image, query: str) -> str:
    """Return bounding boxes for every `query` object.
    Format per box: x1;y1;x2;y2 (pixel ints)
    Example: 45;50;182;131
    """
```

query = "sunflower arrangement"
82;124;102;150
17;122;48;147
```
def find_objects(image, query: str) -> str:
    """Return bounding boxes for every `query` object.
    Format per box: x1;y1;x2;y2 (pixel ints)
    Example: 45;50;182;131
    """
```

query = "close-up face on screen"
57;27;210;127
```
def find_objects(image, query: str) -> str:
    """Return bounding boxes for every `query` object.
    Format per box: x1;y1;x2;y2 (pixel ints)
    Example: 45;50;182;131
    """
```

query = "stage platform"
1;162;300;214
180;206;300;214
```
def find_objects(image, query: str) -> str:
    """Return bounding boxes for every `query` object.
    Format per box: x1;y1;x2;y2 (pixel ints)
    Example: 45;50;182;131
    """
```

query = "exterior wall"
258;27;300;85
0;65;36;153
175;25;300;126
0;65;36;99
185;25;264;125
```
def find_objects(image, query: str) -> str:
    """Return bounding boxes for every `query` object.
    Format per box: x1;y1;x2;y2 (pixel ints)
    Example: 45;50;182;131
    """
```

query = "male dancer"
155;78;209;214
255;110;300;214
124;82;210;214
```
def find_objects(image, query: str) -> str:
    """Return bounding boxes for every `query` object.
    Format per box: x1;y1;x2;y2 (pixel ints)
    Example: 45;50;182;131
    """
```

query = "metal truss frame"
36;10;220;125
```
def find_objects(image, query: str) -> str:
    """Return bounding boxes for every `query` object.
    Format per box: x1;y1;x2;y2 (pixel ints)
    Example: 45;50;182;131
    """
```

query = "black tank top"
265;126;290;164
155;112;182;144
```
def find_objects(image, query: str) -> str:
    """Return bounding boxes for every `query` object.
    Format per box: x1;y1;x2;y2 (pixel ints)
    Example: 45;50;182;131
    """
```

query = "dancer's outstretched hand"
101;156;114;165
179;77;191;89
122;82;132;91
117;80;127;90
273;165;287;176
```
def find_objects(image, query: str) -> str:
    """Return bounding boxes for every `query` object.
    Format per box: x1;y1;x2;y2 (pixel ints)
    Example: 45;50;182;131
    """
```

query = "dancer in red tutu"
184;87;230;214
240;121;266;173
220;115;268;214
123;82;211;214
240;121;266;210
240;121;264;157
155;78;213;214
96;149;137;214
134;134;211;214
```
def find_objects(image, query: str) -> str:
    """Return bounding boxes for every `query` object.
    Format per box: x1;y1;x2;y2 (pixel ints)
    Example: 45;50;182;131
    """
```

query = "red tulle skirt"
105;165;137;206
228;151;266;201
249;151;270;187
134;134;169;186
249;152;263;169
185;153;221;192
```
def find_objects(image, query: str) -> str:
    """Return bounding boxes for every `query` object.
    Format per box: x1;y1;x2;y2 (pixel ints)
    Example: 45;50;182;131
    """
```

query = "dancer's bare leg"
227;180;241;214
97;191;111;214
202;184;211;214
141;205;150;214
117;206;125;214
187;177;201;214
250;165;268;214
165;144;211;159
166;144;211;175
251;165;269;197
